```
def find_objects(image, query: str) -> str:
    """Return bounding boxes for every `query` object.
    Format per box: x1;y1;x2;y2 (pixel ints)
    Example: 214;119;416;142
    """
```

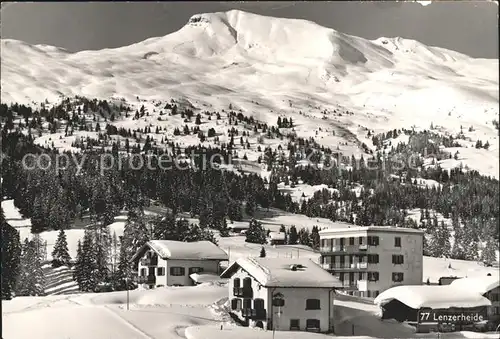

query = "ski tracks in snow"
102;305;155;339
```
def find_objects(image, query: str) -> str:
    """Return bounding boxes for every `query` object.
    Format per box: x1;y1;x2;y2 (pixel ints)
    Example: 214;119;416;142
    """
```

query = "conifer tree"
480;236;498;265
73;240;84;289
80;230;98;292
298;228;311;247
288;225;298;245
51;229;72;267
16;237;45;296
219;218;230;237
114;236;133;291
309;226;320;250
245;219;267;244
260;246;266;258
1;208;21;299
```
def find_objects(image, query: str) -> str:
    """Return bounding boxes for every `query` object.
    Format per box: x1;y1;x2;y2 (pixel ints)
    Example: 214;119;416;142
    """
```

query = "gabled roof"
319;226;424;236
220;257;342;288
131;240;228;262
374;285;492;310
190;273;227;284
450;275;500;295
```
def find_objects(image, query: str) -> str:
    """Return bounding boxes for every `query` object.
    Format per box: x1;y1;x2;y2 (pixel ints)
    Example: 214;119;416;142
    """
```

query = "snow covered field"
3;283;499;339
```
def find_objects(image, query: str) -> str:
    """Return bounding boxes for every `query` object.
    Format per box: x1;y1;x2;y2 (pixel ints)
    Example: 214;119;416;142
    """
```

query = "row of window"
335;272;380;282
231;297;322;310
290;318;320;330
322;236;402;247
139;267;204;277
233;277;252;289
321;254;405;265
334;271;403;282
321;254;379;264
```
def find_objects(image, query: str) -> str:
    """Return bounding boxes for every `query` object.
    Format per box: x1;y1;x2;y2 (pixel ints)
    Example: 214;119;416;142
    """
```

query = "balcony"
320;244;371;254
233;287;253;298
322;262;369;271
140;257;158;266
241;308;267;320
137;275;156;284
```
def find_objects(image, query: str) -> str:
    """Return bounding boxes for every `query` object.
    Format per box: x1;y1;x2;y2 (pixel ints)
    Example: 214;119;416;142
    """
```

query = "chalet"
131;240;228;288
220;257;343;333
268;232;286;245
374;285;491;333
450;275;500;330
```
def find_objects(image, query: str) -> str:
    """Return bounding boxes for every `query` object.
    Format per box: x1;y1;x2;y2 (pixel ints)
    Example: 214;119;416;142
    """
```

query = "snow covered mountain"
1;9;498;175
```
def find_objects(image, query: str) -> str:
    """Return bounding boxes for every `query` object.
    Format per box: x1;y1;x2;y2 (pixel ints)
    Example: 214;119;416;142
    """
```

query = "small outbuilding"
268;232;286;245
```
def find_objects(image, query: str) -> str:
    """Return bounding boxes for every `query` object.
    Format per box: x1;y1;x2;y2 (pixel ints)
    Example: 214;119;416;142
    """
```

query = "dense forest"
1;97;498;298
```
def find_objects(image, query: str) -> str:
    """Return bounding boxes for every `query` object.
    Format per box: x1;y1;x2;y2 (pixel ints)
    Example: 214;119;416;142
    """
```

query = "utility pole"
125;277;130;310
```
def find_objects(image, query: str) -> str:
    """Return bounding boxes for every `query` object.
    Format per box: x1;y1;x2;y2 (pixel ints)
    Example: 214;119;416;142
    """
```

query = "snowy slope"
1;10;498;177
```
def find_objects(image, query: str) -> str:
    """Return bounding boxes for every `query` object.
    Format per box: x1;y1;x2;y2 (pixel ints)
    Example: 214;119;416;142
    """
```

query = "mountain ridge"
1;9;498;179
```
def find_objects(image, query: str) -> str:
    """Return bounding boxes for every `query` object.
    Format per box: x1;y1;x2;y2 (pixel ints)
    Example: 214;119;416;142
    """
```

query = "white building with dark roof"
319;226;424;298
220;257;342;333
131;240;228;287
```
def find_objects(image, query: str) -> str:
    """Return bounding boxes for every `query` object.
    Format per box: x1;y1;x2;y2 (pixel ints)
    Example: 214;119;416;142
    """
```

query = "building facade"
131;240;228;288
220;257;342;333
319;226;424;298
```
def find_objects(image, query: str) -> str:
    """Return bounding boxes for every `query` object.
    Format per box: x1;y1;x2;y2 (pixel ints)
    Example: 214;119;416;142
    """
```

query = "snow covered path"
2;284;227;339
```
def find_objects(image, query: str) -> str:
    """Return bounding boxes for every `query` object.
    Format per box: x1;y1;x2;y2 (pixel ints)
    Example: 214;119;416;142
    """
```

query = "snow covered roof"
319;226;424;237
450;276;500;295
268;232;285;240
220;257;343;288
227;223;250;230
131;240;228;261
374;285;492;310
190;273;227;284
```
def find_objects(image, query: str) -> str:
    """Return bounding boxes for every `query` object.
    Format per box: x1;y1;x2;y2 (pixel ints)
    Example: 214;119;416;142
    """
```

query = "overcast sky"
1;1;498;58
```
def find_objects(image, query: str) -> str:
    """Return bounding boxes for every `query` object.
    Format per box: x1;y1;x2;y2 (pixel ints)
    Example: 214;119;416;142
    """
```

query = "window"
243;298;252;309
305;299;321;310
306;319;320;330
157;267;165;276
359;237;364;245
254;298;264;309
368;272;379;281
140;268;146;277
189;267;204;275
231;298;242;310
392;255;404;265
366;290;371;298
392;272;404;282
368;254;379;264
234;278;240;288
358;272;363;280
349;237;354;245
394;237;401;247
170;267;185;276
243;277;252;288
373;290;380;297
290;319;300;330
367;236;379;246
